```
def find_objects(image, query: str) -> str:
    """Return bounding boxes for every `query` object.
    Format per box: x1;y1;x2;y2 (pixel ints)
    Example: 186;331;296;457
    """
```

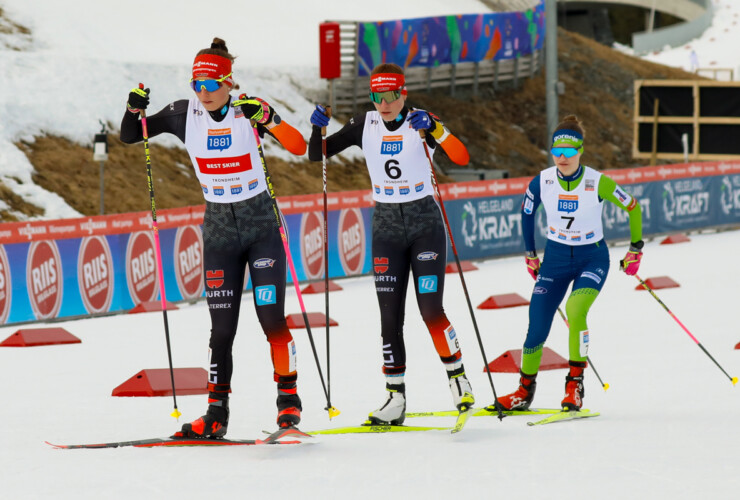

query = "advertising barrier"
1;160;739;325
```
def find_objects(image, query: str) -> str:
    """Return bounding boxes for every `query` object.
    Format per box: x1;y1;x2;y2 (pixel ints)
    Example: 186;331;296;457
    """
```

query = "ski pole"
556;307;609;390
633;274;737;385
321;106;333;410
139;84;181;419
419;130;504;421
249;119;340;418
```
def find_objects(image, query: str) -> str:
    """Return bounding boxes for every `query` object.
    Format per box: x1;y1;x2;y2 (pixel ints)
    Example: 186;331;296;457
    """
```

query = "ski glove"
525;251;540;280
408;110;433;131
233;95;273;125
620;240;644;276
311;105;330;128
127;85;150;114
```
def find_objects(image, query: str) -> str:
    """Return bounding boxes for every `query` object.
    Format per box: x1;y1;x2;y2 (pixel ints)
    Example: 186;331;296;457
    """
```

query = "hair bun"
210;37;228;51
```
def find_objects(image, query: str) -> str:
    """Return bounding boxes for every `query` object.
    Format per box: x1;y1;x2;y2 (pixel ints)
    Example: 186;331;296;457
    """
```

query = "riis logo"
174;225;204;300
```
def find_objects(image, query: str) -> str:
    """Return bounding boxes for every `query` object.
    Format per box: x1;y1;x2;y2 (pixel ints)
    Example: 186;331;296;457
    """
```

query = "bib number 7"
561;215;574;229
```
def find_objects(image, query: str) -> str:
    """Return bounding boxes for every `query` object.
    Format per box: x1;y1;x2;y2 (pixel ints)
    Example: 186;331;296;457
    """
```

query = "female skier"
307;63;474;424
496;115;643;411
120;38;307;436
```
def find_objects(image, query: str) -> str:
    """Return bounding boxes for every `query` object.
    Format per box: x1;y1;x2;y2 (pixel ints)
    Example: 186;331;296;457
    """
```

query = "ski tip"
732;377;738;386
170;408;182;419
327;406;341;418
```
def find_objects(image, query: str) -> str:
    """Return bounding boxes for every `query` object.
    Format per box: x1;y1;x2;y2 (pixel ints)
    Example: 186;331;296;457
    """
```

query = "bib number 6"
385;159;402;180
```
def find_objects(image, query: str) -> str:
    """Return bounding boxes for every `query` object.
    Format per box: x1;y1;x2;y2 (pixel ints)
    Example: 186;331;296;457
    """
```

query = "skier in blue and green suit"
495;115;644;411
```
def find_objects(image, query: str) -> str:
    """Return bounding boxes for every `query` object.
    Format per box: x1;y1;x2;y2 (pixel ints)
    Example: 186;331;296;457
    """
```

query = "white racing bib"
362;110;436;203
540;165;604;245
184;97;266;203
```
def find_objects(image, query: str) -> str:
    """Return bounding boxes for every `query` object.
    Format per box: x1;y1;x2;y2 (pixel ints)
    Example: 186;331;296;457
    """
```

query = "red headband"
370;73;405;92
192;54;234;86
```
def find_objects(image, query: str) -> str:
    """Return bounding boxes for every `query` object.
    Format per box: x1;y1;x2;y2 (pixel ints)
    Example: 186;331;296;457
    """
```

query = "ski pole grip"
419;130;426;139
321;106;332;136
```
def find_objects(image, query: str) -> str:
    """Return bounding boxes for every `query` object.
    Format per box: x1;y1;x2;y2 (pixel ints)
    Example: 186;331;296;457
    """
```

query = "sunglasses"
551;147;581;158
190;72;232;92
369;90;402;104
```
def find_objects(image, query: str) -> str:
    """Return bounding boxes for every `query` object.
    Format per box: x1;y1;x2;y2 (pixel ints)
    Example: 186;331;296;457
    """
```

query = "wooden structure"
633;80;740;162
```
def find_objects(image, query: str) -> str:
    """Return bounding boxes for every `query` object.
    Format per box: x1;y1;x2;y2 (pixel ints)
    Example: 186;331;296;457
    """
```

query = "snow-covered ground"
1;230;738;499
625;0;740;79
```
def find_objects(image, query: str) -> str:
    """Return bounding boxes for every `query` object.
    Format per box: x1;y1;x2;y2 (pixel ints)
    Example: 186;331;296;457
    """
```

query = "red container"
319;22;341;79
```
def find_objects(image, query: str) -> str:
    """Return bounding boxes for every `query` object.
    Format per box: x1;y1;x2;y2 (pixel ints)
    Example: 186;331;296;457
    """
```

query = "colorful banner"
356;1;545;75
1;160;739;325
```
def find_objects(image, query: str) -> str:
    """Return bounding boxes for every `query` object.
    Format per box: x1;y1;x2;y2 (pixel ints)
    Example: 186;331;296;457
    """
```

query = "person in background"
120;37;307;436
495;115;643;412
307;63;474;424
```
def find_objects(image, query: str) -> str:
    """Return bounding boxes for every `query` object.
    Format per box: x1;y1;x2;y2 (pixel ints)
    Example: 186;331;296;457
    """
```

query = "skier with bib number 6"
120;37;307;436
307;63;474;425
495;115;643;412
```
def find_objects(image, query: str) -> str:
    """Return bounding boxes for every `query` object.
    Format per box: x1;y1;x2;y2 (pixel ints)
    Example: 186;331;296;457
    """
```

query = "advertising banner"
1;160;739;325
356;1;545;75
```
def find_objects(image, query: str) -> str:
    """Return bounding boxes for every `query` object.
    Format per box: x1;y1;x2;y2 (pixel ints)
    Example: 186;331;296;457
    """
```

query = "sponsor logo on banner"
125;231;158;304
417;251;438;261
461;198;522;248
373;257;389;274
380;135;403;156
174;226;204;300
26;240;63;320
254;258;276;269
662;180;710;223
558;194;579;213
207;128;232;151
78;236;114;314
461;201;478;247
0;245;12;324
195;154;252;175
338;208;366;275
300;211;324;280
418;275;438;294
255;285;276;306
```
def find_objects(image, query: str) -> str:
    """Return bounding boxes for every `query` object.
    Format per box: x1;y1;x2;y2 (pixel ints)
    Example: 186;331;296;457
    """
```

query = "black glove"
232;94;274;125
127;85;150;113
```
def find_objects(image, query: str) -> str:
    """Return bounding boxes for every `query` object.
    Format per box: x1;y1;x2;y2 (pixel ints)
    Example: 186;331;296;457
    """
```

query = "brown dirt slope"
5;29;701;220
